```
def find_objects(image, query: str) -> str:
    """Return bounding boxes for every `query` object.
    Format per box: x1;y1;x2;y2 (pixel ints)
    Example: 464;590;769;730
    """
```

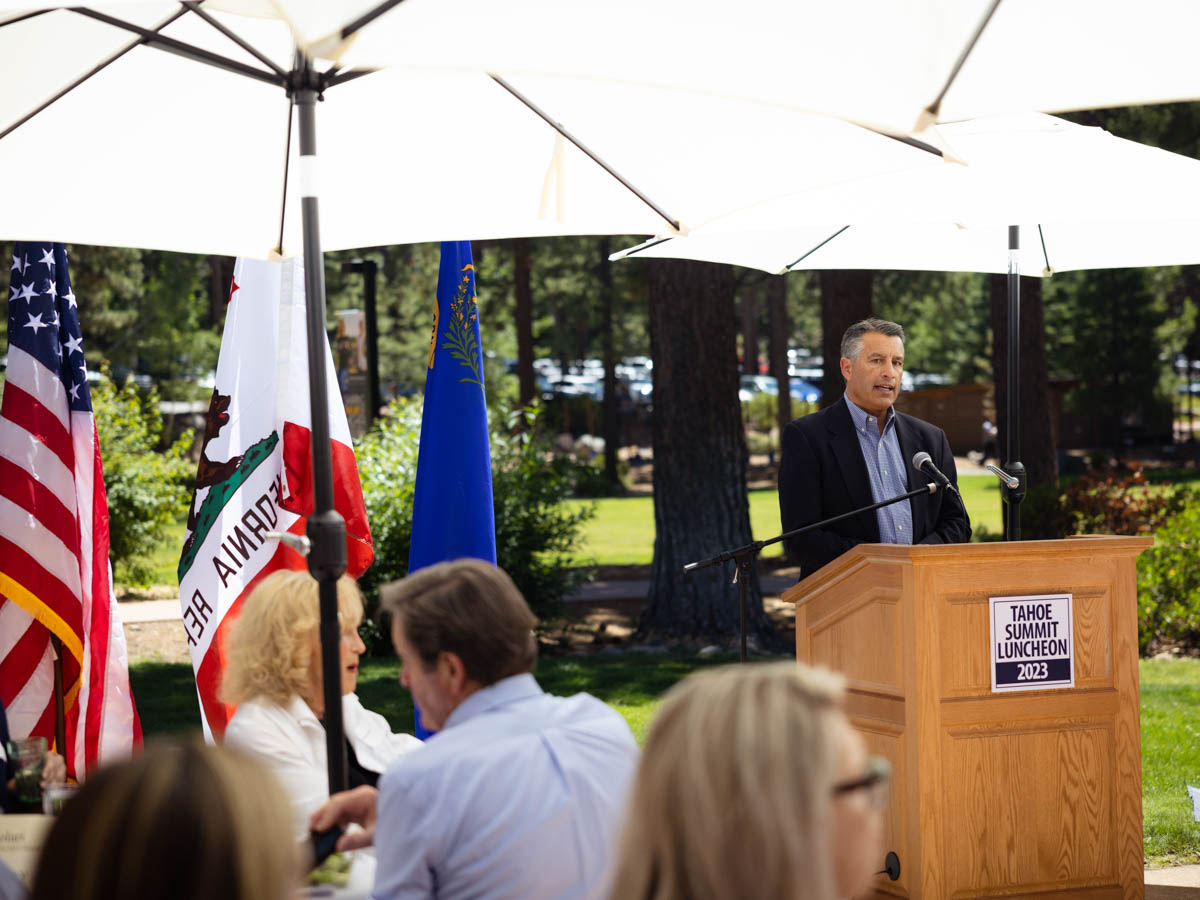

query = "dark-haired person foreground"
31;740;298;900
311;559;639;900
779;317;971;580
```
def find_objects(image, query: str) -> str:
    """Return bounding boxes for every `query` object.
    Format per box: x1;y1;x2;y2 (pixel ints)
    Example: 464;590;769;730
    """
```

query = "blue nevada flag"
408;242;496;734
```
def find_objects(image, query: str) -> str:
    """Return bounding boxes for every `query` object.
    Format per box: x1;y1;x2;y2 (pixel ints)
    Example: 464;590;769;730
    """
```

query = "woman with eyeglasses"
221;569;421;839
607;661;887;900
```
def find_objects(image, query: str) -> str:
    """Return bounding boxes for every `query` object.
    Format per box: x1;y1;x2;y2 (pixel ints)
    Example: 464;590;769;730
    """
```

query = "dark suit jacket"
778;397;971;579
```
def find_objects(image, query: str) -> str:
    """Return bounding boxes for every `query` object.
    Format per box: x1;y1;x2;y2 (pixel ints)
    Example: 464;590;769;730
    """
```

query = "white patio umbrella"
613;113;1200;271
0;0;965;792
610;218;1200;277
316;0;1200;136
612;112;1200;539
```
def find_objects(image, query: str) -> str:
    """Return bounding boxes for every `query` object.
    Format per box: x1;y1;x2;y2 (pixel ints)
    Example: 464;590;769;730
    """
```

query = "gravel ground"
123;619;191;665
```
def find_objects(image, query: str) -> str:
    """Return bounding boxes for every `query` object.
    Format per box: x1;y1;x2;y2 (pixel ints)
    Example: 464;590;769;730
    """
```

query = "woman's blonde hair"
221;569;363;706
32;739;297;900
607;661;847;900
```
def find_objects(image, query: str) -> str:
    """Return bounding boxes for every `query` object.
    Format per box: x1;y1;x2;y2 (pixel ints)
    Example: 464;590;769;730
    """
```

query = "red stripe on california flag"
0;536;84;637
280;422;374;576
84;424;113;767
0;457;80;556
0;382;74;471
196;535;306;737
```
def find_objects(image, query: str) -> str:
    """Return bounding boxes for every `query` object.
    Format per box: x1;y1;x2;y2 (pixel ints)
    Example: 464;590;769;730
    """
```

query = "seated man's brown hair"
381;559;537;686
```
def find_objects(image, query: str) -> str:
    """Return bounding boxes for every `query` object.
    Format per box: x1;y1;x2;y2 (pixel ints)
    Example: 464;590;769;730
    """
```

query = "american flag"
0;241;140;777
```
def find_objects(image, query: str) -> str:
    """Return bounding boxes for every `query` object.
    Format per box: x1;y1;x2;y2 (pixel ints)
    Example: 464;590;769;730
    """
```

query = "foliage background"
354;399;594;653
92;374;194;585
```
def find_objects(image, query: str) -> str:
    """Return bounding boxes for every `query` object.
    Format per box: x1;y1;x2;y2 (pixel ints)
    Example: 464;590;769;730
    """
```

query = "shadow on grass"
130;661;204;739
133;653;754;742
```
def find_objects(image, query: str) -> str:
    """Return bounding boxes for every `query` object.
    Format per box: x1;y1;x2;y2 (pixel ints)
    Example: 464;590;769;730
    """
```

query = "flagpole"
1003;225;1026;540
51;636;65;757
293;53;349;796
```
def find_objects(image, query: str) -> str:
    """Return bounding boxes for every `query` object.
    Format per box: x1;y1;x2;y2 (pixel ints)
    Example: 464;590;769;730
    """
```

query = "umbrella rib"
880;132;945;159
922;0;1003;122
276;93;295;256
0;5;192;142
490;74;683;233
784;226;852;270
323;68;378;88
614;237;673;259
1037;224;1052;273
340;0;408;40
0;9;52;28
180;1;288;80
71;7;286;88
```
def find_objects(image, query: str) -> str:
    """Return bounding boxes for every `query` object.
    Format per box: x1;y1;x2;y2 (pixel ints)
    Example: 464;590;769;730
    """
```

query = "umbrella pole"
294;59;349;796
1003;226;1027;540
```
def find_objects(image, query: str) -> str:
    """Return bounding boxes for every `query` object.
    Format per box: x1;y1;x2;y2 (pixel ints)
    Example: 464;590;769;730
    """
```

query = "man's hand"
41;750;65;787
310;786;379;852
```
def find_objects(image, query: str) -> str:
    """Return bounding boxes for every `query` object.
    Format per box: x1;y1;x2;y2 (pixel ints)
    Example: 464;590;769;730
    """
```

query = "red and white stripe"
0;344;140;776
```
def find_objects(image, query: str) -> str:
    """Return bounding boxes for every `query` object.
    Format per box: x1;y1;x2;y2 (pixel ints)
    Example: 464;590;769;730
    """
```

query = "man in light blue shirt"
311;559;639;900
843;393;914;545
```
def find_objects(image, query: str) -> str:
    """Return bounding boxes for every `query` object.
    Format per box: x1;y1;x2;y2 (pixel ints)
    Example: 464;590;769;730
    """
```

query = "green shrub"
1019;481;1071;541
355;400;594;653
563;454;626;498
1064;460;1187;536
740;392;776;434
1043;459;1199;654
93;375;194;585
353;399;422;650
1138;503;1200;654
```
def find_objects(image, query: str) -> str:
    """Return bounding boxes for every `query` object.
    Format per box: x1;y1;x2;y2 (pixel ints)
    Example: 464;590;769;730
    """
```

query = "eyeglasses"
833;755;891;810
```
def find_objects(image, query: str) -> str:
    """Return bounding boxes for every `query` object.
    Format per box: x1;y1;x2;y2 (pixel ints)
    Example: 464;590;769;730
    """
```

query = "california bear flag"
178;257;372;739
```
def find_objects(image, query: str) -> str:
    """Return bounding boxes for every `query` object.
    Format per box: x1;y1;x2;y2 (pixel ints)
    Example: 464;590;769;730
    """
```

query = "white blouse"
224;692;422;839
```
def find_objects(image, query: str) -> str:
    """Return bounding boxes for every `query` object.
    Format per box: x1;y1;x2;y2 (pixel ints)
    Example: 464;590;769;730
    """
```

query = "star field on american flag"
8;242;91;412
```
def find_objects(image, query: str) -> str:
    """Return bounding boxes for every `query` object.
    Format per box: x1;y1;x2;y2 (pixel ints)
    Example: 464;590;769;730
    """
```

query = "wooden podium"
782;536;1151;900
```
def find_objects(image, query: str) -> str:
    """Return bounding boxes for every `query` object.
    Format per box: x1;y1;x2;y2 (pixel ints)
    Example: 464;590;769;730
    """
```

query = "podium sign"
784;536;1151;900
989;593;1074;692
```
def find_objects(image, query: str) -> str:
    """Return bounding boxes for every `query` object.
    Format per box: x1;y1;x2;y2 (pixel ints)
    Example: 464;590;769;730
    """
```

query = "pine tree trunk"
741;289;759;376
818;270;873;407
766;275;793;435
989;274;1059;490
642;260;771;645
598;238;620;488
513;238;535;407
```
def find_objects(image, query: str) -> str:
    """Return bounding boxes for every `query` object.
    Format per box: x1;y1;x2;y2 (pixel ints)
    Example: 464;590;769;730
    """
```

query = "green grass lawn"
1140;658;1200;866
131;654;1200;865
567;475;1003;566
116;519;187;588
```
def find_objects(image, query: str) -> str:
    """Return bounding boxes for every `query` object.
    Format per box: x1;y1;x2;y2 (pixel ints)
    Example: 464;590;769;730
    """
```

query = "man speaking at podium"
778;318;971;580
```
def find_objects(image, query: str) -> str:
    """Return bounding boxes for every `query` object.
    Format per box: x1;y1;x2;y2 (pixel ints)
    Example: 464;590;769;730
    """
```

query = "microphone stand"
684;483;940;663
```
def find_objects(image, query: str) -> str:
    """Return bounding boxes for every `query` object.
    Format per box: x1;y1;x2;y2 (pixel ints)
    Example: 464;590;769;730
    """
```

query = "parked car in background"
738;374;820;404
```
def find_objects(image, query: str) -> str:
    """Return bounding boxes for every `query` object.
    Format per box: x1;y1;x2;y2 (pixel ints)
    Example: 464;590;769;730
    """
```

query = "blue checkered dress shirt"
844;394;914;545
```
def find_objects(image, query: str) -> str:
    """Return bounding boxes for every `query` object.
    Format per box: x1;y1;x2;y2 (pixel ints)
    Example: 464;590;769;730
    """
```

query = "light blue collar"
444;672;543;730
844;393;896;436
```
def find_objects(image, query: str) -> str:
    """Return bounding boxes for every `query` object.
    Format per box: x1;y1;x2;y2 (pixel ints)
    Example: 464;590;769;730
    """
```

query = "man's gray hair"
840;318;905;361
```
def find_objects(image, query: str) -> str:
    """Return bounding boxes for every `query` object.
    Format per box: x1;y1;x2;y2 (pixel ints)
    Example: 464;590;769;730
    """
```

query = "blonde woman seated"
222;569;421;838
608;662;888;900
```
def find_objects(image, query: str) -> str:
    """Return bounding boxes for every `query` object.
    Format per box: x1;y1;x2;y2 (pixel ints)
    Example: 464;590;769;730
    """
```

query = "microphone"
912;451;957;494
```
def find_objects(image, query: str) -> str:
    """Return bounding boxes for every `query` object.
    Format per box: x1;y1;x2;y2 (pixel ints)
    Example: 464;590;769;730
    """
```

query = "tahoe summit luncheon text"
994;602;1069;659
